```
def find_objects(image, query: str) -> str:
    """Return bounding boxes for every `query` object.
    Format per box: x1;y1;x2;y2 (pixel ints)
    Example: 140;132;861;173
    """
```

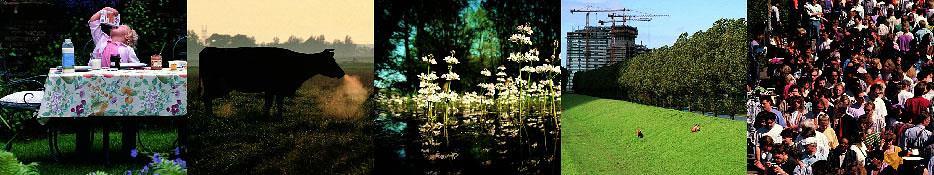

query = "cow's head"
318;49;345;78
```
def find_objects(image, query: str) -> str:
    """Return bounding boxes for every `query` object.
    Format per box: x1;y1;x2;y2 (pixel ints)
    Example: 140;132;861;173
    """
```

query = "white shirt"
805;3;823;21
757;124;784;143
796;135;830;160
850;143;868;164
872;97;888;132
899;90;913;107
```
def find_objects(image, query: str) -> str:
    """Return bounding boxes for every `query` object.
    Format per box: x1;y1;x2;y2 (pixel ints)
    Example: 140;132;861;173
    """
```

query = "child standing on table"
87;7;143;66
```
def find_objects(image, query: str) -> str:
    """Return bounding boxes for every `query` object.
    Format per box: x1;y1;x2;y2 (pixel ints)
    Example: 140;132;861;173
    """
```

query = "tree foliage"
573;18;748;115
374;0;560;92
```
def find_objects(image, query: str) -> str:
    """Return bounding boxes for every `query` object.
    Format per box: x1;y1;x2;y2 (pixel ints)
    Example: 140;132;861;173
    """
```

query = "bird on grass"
636;128;644;139
691;124;701;133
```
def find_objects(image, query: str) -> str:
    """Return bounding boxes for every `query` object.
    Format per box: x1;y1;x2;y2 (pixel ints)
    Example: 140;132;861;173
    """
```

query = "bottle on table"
62;39;74;73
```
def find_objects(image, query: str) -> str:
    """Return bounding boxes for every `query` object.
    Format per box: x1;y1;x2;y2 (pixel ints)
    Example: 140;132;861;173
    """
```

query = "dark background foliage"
1;0;187;77
374;0;560;92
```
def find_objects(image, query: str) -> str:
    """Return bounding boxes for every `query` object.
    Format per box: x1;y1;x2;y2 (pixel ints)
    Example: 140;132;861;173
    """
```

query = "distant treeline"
186;30;373;61
572;18;748;115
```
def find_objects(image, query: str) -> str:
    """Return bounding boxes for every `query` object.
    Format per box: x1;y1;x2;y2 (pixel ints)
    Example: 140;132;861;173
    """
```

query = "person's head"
772;145;790;163
792;96;806;111
864;100;875;115
756;111;777;128
817;76;828;87
124;26;138;47
781;129;796;146
818;113;831;131
834;82;846;95
853;115;873;142
801;121;818;137
805;138;819;154
870;83;885;99
900;80;911;90
882;130;896;148
916;111;932;125
815;97;829;112
109;25;136;47
914;82;928;97
837;95;851;111
761;97;774;110
831;70;841;80
811;68;820;80
760;135;775;151
855;89;867;104
790;86;802;97
785;74;796;84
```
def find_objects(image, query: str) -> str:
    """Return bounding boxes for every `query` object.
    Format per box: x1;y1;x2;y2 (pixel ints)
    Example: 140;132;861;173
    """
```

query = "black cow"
199;47;345;116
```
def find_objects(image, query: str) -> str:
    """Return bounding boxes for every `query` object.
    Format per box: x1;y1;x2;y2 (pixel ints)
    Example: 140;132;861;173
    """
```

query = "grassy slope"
561;94;745;175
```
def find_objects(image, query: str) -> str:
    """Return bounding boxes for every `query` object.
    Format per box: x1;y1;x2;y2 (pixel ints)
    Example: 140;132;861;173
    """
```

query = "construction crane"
598;18;652;26
601;13;669;26
570;8;630;28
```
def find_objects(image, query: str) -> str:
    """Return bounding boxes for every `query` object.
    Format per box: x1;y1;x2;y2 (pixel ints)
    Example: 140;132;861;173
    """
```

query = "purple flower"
73;103;85;115
130;148;138;158
173;147;181;156
151;153;161;163
125;170;132;175
174;158;187;169
141;165;149;173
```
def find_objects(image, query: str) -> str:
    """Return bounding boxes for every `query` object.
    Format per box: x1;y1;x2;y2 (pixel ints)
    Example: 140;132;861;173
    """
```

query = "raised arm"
89;7;117;23
89;7;118;44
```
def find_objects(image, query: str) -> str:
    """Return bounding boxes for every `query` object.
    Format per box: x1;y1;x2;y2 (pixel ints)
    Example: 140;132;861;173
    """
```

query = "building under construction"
565;25;647;92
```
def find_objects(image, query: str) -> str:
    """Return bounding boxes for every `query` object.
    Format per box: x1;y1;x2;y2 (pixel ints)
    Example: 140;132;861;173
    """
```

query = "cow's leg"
275;95;285;118
264;93;274;116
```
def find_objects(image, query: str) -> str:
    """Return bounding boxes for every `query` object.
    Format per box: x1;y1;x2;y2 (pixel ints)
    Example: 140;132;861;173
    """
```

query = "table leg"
122;121;138;154
75;120;91;156
177;118;188;151
102;121;110;164
47;127;57;161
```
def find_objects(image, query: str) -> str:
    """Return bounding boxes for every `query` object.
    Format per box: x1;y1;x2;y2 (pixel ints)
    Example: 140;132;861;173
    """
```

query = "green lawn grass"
561;94;745;175
9;129;177;175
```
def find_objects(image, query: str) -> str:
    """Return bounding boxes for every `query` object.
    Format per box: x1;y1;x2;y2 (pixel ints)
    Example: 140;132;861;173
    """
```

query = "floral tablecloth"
38;69;187;118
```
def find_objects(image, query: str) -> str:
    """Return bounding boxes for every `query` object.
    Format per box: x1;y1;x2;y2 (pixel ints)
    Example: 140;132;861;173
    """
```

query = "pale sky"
187;0;374;44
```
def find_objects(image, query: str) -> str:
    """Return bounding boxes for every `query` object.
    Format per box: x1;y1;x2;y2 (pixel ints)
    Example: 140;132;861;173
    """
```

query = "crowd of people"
748;0;934;174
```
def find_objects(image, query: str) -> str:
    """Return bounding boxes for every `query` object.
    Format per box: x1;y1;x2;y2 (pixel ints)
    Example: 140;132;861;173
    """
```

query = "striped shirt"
901;125;932;149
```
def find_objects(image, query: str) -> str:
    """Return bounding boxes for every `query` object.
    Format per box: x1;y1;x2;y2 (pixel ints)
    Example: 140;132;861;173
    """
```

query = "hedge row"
572;18;748;115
